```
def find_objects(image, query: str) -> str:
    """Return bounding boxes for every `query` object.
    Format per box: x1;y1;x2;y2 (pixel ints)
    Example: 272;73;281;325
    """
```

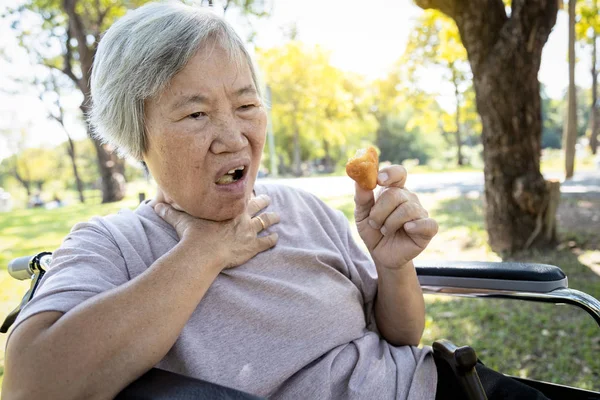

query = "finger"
148;188;167;207
380;202;429;236
377;165;408;188
404;218;439;247
154;203;187;232
354;182;374;223
367;188;410;230
256;232;279;252
247;195;271;216
253;212;280;232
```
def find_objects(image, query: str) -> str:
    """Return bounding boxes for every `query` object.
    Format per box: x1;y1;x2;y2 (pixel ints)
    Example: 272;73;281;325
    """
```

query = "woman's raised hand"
153;194;279;271
354;165;438;270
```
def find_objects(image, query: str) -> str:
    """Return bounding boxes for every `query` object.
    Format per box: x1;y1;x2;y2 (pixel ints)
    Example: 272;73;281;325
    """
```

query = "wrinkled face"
143;44;267;221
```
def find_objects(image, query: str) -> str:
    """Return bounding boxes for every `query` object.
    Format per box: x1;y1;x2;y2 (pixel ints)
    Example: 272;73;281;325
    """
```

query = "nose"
209;113;248;154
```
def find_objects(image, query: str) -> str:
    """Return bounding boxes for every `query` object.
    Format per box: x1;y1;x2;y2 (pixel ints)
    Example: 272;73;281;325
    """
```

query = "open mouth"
216;166;246;185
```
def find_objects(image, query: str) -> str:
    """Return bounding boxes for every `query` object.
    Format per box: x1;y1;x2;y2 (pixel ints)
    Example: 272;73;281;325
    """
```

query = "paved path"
258;170;600;199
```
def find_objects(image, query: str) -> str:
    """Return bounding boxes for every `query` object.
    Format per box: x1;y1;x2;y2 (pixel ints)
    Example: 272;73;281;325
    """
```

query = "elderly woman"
3;3;548;400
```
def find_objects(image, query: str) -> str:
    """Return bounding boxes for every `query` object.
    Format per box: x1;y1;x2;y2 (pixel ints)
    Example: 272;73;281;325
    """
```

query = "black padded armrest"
414;261;568;293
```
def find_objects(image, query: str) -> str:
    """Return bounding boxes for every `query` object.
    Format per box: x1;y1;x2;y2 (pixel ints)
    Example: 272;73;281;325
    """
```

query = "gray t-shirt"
11;183;436;399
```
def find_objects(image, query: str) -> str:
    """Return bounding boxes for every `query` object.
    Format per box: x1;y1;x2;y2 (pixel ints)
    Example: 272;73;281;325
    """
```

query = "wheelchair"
2;252;600;400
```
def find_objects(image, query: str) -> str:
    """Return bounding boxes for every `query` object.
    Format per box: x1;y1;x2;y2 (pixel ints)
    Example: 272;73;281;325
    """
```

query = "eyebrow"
234;85;258;97
171;85;258;111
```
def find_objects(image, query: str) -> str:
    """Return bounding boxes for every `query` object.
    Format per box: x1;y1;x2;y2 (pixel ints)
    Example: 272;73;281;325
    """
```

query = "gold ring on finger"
256;215;266;230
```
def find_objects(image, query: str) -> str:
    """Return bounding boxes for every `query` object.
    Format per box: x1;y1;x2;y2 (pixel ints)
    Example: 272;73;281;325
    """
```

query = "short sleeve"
8;218;130;336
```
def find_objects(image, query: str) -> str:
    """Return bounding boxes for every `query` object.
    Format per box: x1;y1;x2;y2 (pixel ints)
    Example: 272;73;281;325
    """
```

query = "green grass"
424;195;600;391
1;185;599;393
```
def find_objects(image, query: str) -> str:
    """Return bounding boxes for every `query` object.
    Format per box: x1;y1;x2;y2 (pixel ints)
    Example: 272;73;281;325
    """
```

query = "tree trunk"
476;64;551;253
81;98;125;204
63;0;126;203
452;69;464;166
591;31;599;155
564;0;578;179
66;137;85;203
323;138;333;172
416;0;559;254
12;157;32;197
293;123;302;177
12;168;31;197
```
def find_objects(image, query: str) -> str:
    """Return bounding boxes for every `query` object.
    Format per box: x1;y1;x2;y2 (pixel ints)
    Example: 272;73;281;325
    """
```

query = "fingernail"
378;172;388;183
154;203;165;216
368;219;379;230
405;222;416;231
380;226;388;236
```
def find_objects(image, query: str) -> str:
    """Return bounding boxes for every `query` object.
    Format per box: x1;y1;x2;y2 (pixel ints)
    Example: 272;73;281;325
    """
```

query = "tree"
258;42;376;176
370;69;448;165
564;0;578;179
576;0;600;154
541;84;592;148
35;71;86;203
3;0;270;202
414;0;560;254
3;0;140;202
376;111;438;165
541;84;564;149
403;10;476;166
4;146;62;198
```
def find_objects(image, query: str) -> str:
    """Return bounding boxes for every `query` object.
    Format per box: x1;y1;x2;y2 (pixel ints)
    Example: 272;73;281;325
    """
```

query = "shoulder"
49;204;170;281
61;204;166;257
66;207;139;242
255;182;348;229
256;182;329;210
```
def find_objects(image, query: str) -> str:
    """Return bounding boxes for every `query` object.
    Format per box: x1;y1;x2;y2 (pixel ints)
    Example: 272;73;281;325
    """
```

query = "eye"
189;112;206;119
239;104;257;111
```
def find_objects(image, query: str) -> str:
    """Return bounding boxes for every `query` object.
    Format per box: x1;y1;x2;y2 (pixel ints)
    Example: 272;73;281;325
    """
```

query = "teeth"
217;166;245;185
217;175;235;185
227;166;245;174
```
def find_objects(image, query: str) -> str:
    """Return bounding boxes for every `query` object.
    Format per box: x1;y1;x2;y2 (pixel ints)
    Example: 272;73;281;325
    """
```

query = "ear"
140;160;150;176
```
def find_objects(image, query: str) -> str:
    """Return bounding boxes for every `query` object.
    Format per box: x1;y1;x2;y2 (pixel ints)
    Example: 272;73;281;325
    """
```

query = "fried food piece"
346;146;379;190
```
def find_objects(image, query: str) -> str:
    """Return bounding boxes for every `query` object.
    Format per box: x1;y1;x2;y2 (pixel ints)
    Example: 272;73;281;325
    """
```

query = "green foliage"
375;9;481;167
4;0;149;81
403;10;469;75
257;42;377;174
0;148;61;191
3;0;271;94
575;0;599;45
0;137;103;204
540;84;593;149
376;113;439;165
541;85;564;149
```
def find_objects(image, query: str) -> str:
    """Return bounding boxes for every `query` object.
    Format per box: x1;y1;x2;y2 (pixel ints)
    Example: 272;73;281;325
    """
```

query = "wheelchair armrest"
414;260;568;293
432;339;487;400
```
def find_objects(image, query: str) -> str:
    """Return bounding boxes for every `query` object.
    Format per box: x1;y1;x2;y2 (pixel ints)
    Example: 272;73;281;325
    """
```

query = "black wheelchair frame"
3;253;600;400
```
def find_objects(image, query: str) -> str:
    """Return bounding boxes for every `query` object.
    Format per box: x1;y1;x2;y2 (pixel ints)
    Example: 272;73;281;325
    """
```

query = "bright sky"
0;0;593;161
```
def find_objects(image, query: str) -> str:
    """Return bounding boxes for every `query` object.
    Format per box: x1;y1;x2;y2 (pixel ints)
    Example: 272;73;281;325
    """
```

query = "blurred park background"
1;0;600;394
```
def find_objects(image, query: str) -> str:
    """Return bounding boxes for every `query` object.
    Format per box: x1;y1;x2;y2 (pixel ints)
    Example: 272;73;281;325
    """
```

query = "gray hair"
89;1;261;160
